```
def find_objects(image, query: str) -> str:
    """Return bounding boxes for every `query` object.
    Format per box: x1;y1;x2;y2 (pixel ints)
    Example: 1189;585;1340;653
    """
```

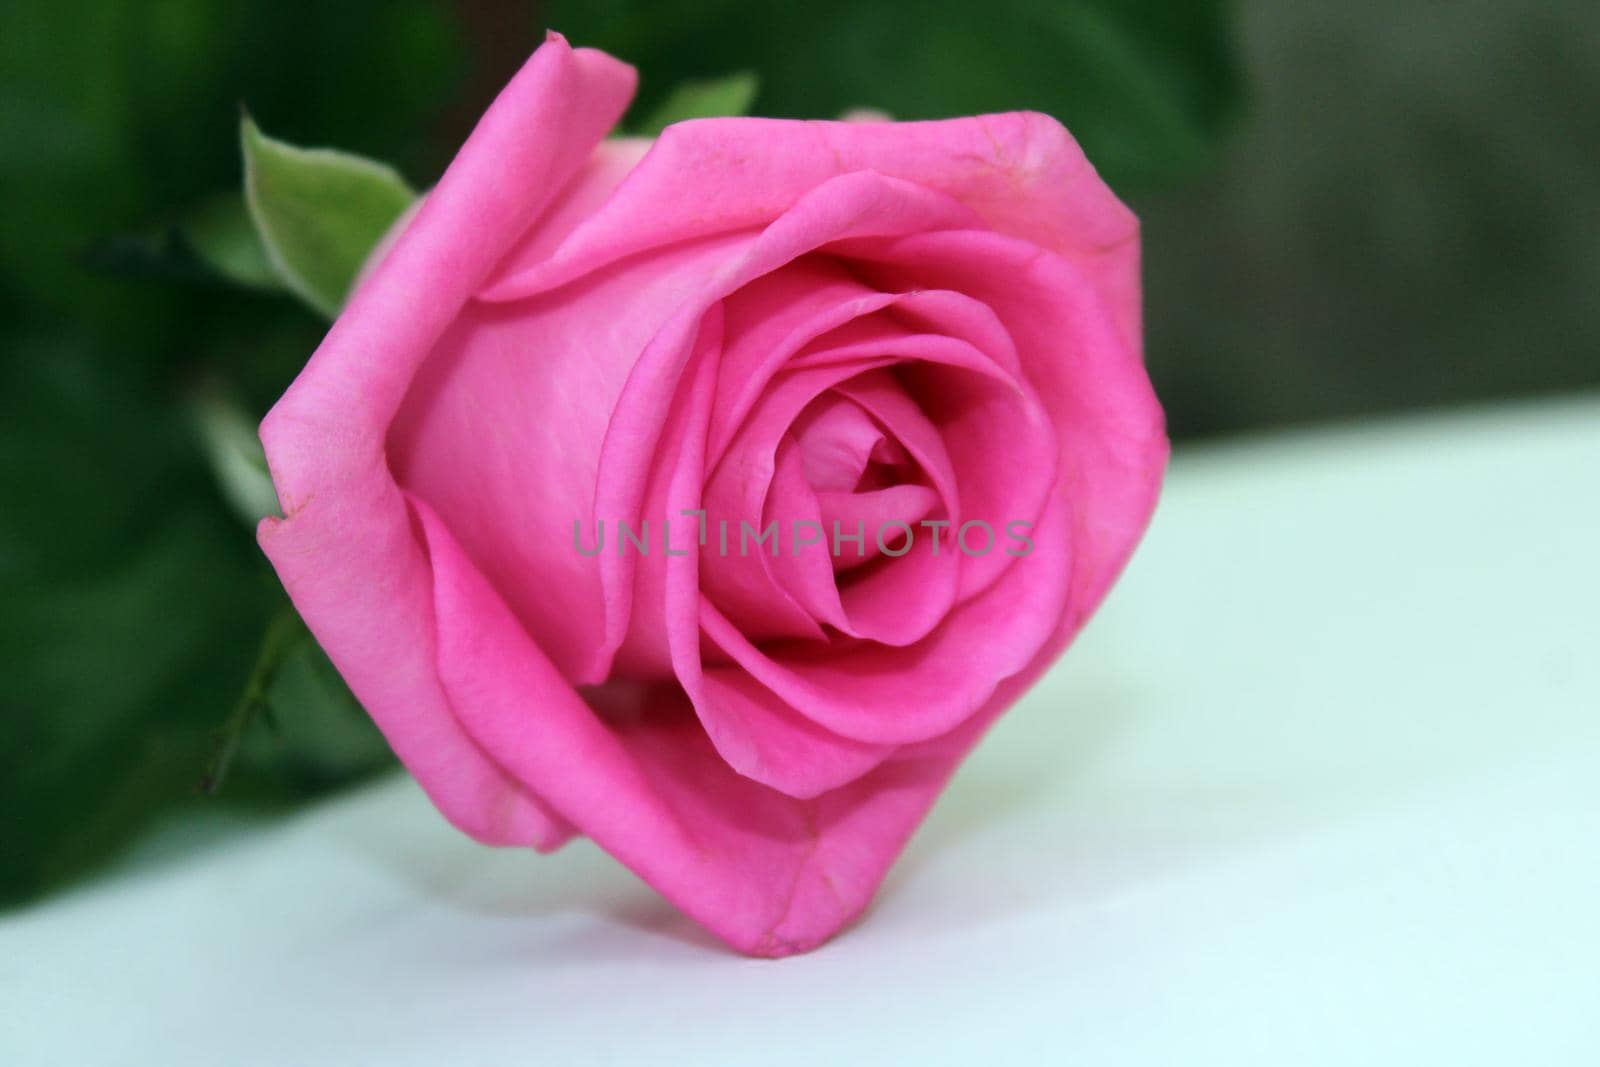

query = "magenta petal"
257;35;636;848
762;436;852;632
607;305;727;680
487;137;653;282
816;484;940;571
806;374;961;645
685;638;898;801
639;332;903;798
704;354;964;648
479;112;1137;337
789;391;901;493
842;230;1167;611
703;488;1074;746
591;172;982;669
796;313;1059;600
262;39;635;503
388;235;739;684
417;496;970;956
706;258;895;460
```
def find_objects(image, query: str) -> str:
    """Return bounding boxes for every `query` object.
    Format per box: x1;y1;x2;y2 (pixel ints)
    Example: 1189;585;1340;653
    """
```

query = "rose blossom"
258;33;1165;956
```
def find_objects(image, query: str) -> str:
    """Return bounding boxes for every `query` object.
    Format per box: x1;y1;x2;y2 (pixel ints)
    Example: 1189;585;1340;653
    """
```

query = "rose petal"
479;112;1138;345
620;316;905;798
706;257;897;461
417;494;972;956
257;35;634;847
590;172;983;674
707;359;963;648
390;232;743;684
839;229;1168;611
701;487;1074;746
489;137;653;281
792;308;1058;600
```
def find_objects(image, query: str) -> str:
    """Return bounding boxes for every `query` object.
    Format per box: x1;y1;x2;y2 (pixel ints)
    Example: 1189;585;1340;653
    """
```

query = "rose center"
789;387;938;574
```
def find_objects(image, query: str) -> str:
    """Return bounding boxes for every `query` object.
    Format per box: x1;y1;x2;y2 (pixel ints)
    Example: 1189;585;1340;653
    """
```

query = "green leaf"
240;115;415;317
190;386;279;526
634;70;759;135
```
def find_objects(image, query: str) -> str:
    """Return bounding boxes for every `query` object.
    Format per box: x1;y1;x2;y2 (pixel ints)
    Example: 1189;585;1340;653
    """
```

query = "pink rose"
259;33;1165;956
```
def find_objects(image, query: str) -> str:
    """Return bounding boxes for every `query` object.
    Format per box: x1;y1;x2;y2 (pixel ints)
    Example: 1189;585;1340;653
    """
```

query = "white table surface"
5;397;1598;1065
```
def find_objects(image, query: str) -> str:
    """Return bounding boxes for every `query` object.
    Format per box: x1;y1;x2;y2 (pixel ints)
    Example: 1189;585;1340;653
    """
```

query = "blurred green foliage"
558;0;1241;193
632;71;761;137
0;0;464;906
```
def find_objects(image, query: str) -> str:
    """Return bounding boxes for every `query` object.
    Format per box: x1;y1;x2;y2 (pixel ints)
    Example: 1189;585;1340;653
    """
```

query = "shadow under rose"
319;670;1132;964
321;772;751;962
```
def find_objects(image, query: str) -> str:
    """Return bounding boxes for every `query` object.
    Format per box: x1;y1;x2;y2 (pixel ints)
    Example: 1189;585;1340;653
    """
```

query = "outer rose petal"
256;35;635;847
387;231;745;685
479;111;1139;348
416;497;971;956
